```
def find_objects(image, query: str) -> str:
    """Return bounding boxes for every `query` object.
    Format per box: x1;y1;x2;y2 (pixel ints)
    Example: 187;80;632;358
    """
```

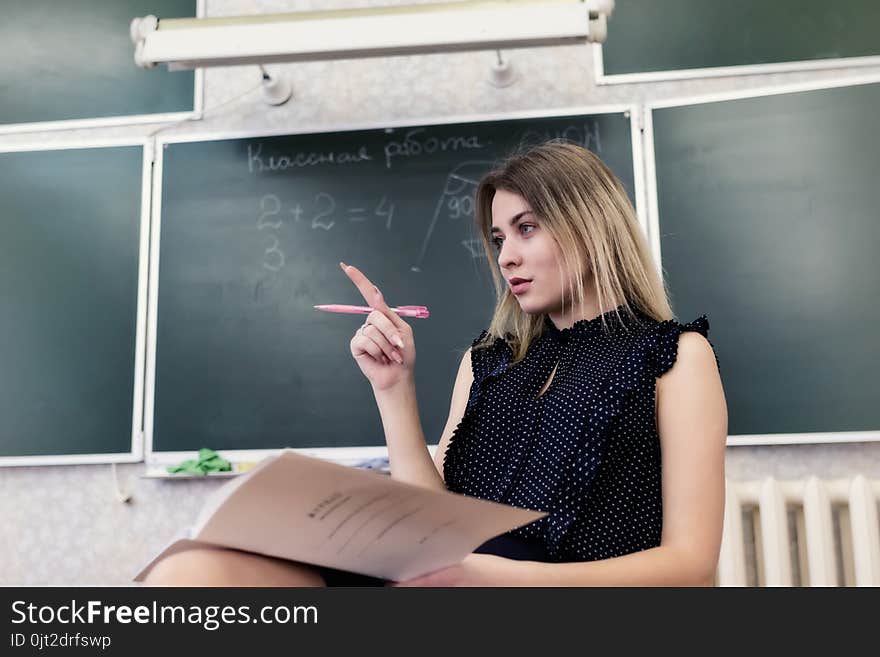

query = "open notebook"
135;449;545;582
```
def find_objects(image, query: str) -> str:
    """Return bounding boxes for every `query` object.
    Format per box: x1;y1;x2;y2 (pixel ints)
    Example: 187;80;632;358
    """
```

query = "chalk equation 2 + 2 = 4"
255;193;396;272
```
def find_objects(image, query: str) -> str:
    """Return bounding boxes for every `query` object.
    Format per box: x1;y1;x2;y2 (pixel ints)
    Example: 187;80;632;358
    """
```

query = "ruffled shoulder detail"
468;330;513;396
442;330;511;492
646;315;717;378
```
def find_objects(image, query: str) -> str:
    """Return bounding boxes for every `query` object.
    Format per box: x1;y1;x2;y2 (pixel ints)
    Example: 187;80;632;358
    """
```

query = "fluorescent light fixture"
131;0;615;70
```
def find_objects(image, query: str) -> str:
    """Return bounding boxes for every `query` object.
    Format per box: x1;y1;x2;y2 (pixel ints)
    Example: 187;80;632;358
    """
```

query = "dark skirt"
314;533;549;587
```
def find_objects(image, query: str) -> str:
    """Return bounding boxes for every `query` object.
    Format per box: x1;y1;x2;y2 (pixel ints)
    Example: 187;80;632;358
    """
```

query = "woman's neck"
548;297;621;330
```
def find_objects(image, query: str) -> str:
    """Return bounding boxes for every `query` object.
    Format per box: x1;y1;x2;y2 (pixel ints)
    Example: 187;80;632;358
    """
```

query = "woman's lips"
510;280;532;295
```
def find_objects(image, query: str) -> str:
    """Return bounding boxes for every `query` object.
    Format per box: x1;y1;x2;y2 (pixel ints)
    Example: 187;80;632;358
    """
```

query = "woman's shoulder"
470;327;514;352
468;329;513;381
637;313;717;378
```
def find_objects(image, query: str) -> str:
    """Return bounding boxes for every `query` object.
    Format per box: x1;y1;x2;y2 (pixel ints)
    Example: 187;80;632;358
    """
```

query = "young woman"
145;141;727;586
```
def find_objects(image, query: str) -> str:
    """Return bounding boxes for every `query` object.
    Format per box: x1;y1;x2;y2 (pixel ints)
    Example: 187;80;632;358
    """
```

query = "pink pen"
314;304;430;318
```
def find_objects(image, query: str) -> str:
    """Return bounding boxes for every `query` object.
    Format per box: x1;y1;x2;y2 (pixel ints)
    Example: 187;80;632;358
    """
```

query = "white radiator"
716;476;880;586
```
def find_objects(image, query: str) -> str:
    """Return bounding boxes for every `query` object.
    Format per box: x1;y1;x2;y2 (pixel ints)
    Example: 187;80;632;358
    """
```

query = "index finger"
339;262;404;327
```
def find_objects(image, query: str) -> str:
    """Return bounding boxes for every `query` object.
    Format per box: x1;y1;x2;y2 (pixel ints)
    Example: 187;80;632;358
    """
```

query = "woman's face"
490;189;570;317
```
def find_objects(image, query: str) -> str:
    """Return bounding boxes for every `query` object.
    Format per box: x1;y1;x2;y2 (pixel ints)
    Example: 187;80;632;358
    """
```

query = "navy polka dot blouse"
442;305;715;563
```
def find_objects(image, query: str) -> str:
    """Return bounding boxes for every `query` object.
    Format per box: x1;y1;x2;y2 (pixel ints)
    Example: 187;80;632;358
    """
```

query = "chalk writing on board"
412;161;494;272
247;142;373;174
289;203;305;224
263;236;285;271
257;194;396;237
375;196;395;230
246;129;487;175
258;194;285;272
447;194;473;219
383;129;486;169
520;122;601;153
258;194;282;229
312;193;335;231
461;239;484;259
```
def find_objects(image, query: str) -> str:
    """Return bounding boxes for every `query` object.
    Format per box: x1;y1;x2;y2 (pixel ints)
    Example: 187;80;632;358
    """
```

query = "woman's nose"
498;241;521;269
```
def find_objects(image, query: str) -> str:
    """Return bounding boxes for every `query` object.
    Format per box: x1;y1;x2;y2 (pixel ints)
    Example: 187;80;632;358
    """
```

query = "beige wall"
3;1;879;584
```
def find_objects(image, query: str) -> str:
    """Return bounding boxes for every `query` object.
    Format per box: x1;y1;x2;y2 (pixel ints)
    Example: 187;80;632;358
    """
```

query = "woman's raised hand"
340;262;416;391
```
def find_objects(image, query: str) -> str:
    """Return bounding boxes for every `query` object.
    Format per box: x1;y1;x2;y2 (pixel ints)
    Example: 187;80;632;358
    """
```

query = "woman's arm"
394;331;728;586
341;259;478;490
432;347;473;477
651;330;728;583
374;347;472;489
372;379;442;489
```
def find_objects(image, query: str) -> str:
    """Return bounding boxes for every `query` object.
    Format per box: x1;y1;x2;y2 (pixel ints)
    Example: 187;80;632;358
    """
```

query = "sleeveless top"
442;305;716;563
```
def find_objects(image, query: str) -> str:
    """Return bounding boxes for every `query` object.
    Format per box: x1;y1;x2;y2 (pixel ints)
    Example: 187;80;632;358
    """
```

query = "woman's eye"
491;225;534;250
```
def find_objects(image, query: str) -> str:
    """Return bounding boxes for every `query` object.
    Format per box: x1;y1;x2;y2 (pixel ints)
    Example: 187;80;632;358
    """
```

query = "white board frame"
593;42;880;86
643;74;880;447
145;103;645;468
0;0;205;135
0;137;153;465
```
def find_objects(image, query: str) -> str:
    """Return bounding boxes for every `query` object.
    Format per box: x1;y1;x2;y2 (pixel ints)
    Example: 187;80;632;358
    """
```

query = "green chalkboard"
651;81;880;437
601;0;880;78
151;112;637;454
0;0;196;128
0;144;146;459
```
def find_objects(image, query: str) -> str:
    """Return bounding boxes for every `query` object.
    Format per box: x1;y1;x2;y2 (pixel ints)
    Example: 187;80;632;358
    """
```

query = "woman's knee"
143;548;240;586
143;547;326;587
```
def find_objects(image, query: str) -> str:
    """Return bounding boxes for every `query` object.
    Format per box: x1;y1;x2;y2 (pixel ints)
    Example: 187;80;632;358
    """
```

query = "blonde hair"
473;140;673;363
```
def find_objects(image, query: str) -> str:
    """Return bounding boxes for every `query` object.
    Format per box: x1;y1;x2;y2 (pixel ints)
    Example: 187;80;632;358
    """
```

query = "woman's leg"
142;547;326;587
